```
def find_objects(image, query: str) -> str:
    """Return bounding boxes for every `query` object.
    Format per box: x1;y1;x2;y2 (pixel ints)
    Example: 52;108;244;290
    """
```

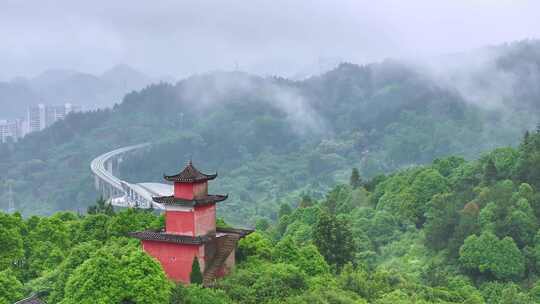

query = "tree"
218;262;306;304
0;214;24;271
237;232;272;261
481;282;533;304
484;158;498;185
87;197;114;216
190;257;203;285
459;232;524;280
278;203;293;219
273;237;329;276
350;168;362;188
48;241;100;303
255;218;270;231
504;198;537;247
448;202;481;258
403;168;448;226
0;269;24;304
63;247;171;304
313;211;356;269
424;193;459;250
171;284;232;304
523;130;531;148
62;251;123;304
299;195;314;208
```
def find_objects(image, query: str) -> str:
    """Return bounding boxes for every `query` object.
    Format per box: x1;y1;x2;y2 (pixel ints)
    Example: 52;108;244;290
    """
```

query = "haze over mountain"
1;1;539;80
0;64;164;119
1;40;539;221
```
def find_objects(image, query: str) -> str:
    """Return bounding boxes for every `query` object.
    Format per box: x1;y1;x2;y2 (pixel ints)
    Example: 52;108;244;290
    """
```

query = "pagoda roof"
164;160;217;183
129;231;211;244
152;194;228;207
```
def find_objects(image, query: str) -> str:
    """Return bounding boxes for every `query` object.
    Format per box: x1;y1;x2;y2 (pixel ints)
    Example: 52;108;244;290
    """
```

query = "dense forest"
3;128;540;303
1;40;540;227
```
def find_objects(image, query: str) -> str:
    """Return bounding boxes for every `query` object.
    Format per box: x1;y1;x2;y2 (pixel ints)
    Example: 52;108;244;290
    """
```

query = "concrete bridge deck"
90;143;172;209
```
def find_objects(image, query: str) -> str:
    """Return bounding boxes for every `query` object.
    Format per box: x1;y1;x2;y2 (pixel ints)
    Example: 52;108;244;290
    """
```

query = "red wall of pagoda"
174;181;208;199
194;205;216;236
142;240;206;283
174;183;194;199
193;182;208;198
166;210;195;236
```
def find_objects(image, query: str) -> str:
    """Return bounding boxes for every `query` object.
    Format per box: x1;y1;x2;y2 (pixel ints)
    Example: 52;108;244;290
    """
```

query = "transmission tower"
7;182;15;213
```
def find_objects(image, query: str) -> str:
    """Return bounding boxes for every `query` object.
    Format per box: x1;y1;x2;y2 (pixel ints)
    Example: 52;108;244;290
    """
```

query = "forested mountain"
1;40;540;226
3;129;540;303
0;64;156;118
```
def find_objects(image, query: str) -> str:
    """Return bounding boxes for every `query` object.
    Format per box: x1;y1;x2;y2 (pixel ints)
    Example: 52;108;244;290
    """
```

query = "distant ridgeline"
1;40;540;226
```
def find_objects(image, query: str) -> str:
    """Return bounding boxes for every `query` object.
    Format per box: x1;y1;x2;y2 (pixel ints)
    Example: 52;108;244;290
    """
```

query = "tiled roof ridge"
163;161;217;183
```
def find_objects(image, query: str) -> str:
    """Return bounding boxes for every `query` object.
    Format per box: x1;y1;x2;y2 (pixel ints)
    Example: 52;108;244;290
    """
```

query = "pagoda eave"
129;231;210;244
152;194;228;207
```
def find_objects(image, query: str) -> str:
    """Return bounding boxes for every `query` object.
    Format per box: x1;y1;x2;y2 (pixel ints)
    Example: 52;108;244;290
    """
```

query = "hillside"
3;129;540;303
1;40;540;225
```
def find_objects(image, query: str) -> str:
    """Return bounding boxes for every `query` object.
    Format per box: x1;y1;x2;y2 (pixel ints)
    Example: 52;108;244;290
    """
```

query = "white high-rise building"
25;103;81;134
27;103;46;132
0;119;22;143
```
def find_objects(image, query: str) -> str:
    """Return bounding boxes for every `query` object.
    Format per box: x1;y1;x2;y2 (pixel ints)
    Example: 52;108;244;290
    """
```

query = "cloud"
178;72;327;134
0;0;539;80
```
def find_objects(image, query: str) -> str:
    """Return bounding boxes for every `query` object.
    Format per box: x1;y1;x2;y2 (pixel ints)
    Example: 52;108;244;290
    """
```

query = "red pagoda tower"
130;161;252;285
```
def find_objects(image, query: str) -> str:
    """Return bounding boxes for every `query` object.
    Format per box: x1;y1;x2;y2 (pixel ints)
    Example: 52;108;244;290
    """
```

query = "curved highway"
90;143;171;209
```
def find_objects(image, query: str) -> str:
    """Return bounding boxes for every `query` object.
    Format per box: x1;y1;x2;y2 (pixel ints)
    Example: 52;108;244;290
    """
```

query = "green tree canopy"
459;232;524;280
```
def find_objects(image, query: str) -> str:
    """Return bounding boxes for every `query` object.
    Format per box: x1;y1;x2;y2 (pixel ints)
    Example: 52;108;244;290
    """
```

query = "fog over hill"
1;40;540;221
0;65;165;119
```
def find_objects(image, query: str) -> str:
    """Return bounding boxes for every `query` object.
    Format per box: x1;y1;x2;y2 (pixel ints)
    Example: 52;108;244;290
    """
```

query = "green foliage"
7;120;540;303
62;247;171;304
237;232;273;261
313;211;356;269
350;168;362;188
0;269;24;304
424;193;460;250
273;237;330;276
481;282;533;304
218;262;307;304
170;284;232;304
48;241;100;303
483;158;498;185
284;286;368;304
338;263;401;301
459;232;524;280
87;197;114;216
0;213;24;271
190;257;203;285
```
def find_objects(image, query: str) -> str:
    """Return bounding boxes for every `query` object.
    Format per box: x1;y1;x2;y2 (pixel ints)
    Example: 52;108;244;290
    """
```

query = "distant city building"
0;103;81;144
0;119;23;143
28;104;46;133
26;103;81;133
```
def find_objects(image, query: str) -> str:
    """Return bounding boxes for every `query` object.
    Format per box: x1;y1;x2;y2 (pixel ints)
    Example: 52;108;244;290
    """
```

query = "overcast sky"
1;0;539;80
